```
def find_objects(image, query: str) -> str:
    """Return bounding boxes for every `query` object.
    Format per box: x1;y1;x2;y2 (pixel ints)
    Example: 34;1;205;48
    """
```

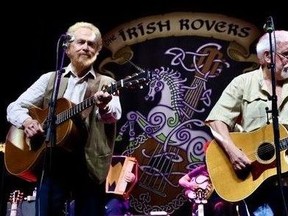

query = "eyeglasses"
276;52;288;60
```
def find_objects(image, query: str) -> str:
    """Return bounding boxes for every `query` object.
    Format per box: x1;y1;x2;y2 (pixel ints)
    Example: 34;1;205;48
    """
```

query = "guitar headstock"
122;70;151;89
9;190;24;204
106;70;151;94
9;190;24;216
0;142;5;153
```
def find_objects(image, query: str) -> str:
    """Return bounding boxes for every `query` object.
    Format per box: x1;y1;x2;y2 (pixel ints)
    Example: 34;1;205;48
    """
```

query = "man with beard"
6;22;122;216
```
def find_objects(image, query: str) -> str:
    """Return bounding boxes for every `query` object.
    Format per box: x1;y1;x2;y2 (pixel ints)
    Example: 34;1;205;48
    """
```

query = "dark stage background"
1;1;286;215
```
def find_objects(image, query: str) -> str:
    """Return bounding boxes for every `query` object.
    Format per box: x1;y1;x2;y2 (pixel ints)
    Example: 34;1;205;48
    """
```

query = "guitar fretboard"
55;72;149;125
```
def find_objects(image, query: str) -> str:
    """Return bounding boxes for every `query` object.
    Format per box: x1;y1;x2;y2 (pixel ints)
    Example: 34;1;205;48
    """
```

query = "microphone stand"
44;66;65;161
265;17;288;215
38;35;67;215
45;35;67;158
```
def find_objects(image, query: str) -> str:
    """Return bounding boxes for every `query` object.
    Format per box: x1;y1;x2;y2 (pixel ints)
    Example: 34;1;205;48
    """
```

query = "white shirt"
7;65;122;128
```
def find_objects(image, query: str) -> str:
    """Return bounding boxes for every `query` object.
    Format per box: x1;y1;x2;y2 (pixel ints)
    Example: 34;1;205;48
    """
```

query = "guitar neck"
56;96;96;125
55;79;124;125
280;137;288;151
9;190;23;216
56;71;149;125
10;203;18;216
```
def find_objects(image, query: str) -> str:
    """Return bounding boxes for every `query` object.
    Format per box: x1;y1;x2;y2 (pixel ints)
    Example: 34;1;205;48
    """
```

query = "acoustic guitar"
205;123;288;202
5;71;150;182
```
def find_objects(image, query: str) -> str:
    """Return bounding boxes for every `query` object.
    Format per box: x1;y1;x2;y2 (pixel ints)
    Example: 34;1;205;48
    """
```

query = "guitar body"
5;98;84;182
206;124;288;202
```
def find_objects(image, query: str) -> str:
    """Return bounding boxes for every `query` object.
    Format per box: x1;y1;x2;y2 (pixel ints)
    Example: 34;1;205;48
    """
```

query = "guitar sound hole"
236;166;250;180
258;142;275;161
30;134;45;151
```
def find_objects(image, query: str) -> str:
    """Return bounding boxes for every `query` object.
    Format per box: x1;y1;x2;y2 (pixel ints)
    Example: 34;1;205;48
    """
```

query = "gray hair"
256;30;288;63
67;22;102;51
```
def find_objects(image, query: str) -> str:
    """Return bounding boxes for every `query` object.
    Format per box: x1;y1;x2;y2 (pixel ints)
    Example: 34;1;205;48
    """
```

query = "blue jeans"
252;203;274;216
105;197;130;216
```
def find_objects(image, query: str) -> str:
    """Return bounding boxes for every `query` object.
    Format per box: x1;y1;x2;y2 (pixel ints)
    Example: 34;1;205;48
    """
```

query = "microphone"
62;34;75;48
263;16;274;33
63;34;75;43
